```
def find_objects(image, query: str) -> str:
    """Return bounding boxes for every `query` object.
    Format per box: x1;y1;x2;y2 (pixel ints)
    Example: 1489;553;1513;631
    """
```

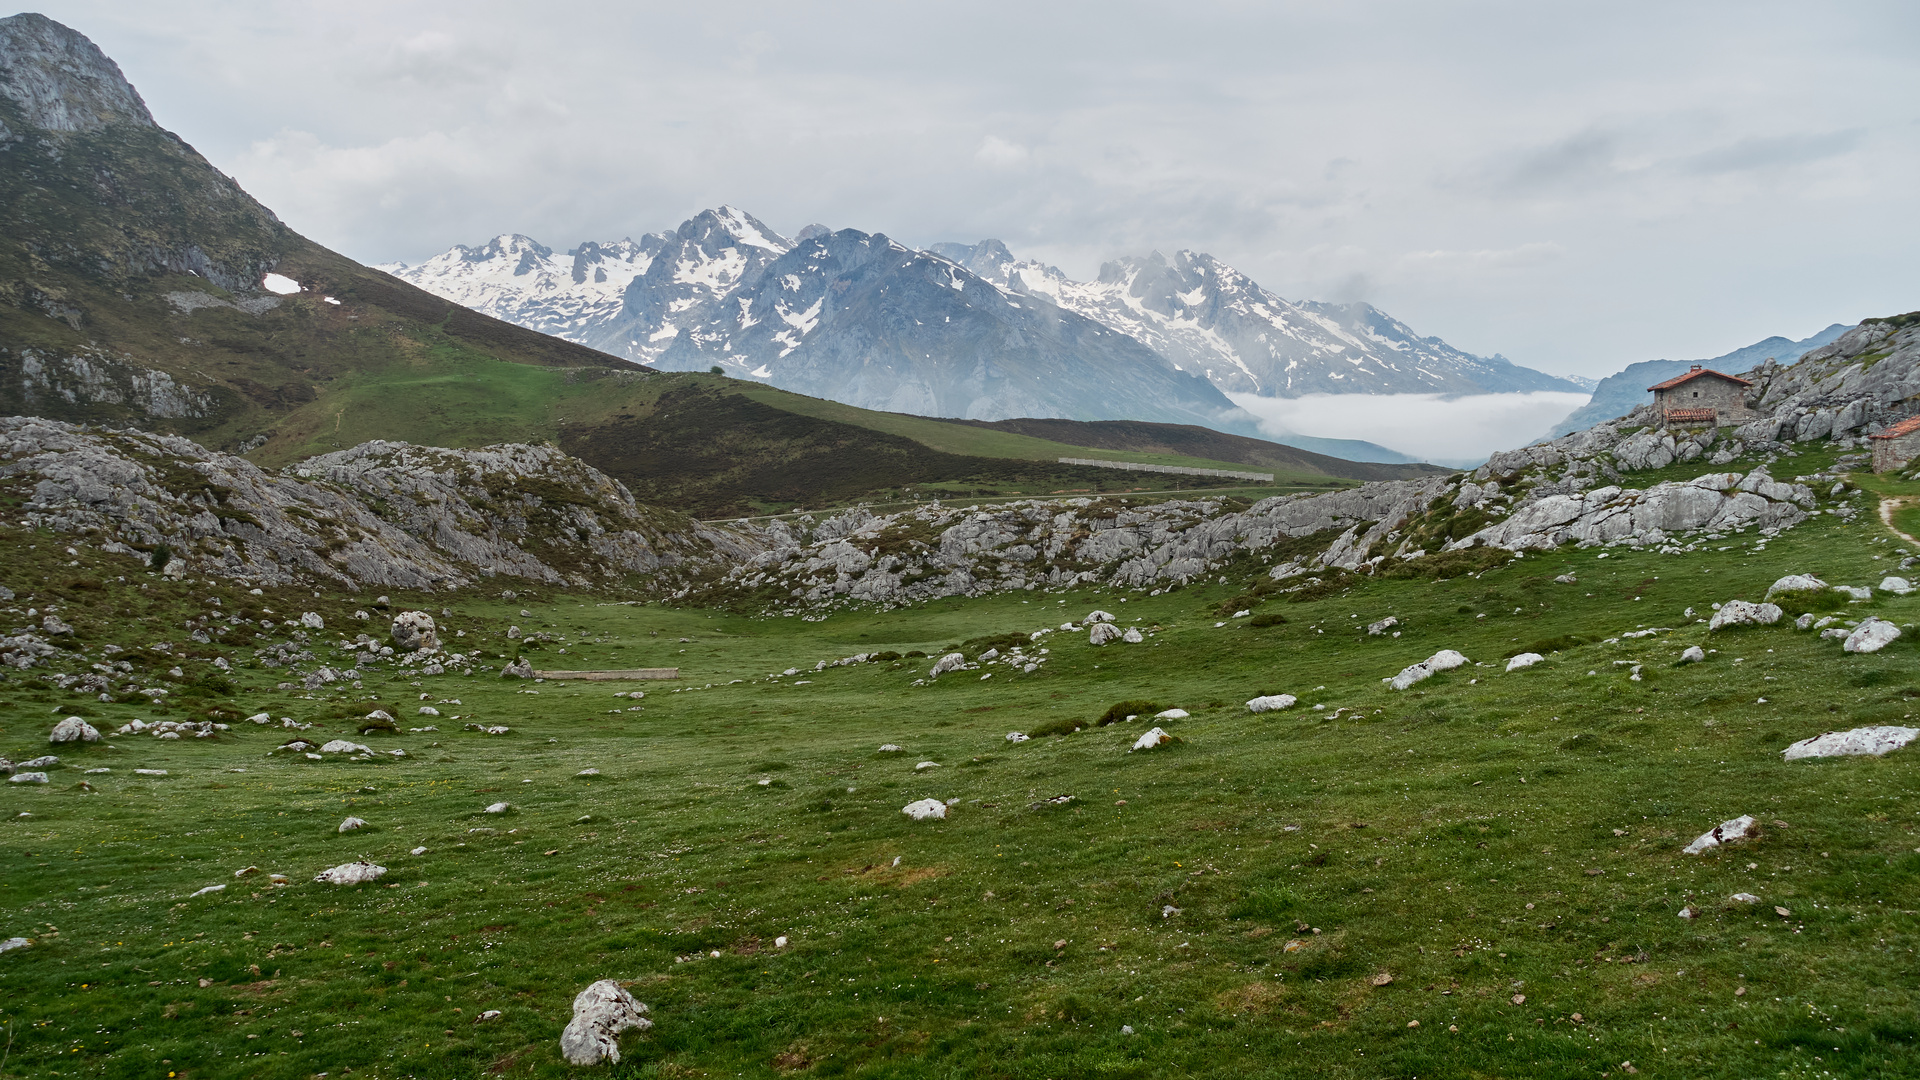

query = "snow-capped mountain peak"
379;232;665;339
930;240;1579;397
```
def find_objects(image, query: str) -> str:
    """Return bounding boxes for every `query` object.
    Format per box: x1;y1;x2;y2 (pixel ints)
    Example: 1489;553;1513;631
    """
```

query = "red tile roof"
1647;367;1754;391
1872;415;1920;440
1660;407;1718;424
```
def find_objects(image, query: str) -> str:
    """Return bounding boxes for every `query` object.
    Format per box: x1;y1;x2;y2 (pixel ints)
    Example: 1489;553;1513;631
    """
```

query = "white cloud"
975;136;1030;167
1228;391;1593;467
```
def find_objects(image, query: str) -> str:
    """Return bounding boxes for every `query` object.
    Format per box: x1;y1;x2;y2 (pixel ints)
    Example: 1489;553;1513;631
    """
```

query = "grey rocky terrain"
0;416;752;593
1;314;1912;621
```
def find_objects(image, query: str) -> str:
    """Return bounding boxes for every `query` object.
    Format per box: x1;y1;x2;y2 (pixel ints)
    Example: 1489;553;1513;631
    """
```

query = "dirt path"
1879;496;1920;544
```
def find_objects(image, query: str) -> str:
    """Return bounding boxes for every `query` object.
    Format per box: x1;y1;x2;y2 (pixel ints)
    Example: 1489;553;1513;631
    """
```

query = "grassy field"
2;466;1919;1079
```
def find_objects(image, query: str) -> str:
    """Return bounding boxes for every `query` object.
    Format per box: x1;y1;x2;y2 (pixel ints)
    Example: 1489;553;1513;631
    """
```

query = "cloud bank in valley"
1229;391;1594;467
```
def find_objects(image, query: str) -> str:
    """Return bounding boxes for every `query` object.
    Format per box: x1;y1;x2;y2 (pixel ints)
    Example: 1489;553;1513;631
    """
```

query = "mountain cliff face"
928;242;1582;397
392;210;1256;432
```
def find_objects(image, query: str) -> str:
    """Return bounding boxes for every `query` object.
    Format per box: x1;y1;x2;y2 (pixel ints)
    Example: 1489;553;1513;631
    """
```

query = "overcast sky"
30;0;1920;377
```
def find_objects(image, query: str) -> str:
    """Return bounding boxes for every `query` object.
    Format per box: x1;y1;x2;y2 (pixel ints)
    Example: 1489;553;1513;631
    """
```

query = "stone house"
1872;414;1920;472
1646;366;1754;426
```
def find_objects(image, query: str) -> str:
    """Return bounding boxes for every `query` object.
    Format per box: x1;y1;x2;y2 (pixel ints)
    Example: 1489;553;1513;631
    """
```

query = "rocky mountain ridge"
0;416;753;592
5;314;1913;614
1545;323;1851;439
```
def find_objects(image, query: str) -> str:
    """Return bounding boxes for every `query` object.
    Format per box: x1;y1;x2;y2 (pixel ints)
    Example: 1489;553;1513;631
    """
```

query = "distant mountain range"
382;216;1584;443
384;211;1254;434
1544;324;1852;439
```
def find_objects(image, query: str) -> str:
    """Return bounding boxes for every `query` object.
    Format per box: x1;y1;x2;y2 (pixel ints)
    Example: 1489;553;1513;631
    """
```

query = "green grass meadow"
2;487;1919;1078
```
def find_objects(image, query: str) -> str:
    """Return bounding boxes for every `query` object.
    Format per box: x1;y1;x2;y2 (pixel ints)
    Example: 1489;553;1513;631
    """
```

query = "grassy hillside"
1;443;1917;1078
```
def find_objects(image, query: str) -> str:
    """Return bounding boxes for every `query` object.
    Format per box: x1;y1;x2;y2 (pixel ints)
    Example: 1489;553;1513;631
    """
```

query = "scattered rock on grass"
8;772;47;784
1708;601;1782;631
1121;627;1145;643
1678;646;1706;664
1131;727;1174;751
1155;708;1189;720
1881;576;1914;595
501;657;533;679
1731;892;1761;904
319;739;371;755
48;717;99;744
314;861;387;885
1683;814;1756;854
0;937;30;953
1089;622;1123;646
559;979;652;1066
190;884;226;898
338;816;369;833
1781;726;1919;760
877;744;902;752
1005;732;1030;743
1843;619;1900;654
1505;653;1543;672
902;798;948;821
1388;649;1469;690
1367;617;1398;635
484;802;511;814
914;761;940;770
1246;695;1296;713
1085;610;1116;624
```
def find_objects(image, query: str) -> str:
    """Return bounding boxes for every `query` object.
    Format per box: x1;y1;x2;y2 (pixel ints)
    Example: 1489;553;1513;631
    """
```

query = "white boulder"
318;739;371;755
500;657;533;679
1085;610;1116;624
1389;649;1469;690
1246;695;1296;713
1843;619;1900;654
1683;815;1757;854
189;884;227;898
484;802;511;814
1367;617;1399;635
1782;726;1919;760
390;611;440;653
1880;576;1915;595
338;816;369;832
1121;627;1145;644
1834;585;1873;601
1005;732;1030;743
8;772;48;784
1505;653;1543;672
0;937;31;953
1088;622;1124;646
559;979;652;1066
1131;726;1173;751
902;798;948;820
1765;575;1827;597
314;861;387;885
928;652;967;677
877;744;902;752
1679;645;1706;664
300;611;325;629
1708;601;1782;631
49;717;99;744
1154;708;1189;720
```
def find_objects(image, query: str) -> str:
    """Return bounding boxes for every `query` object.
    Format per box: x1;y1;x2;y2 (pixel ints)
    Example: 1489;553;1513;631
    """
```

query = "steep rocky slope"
0;13;630;451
